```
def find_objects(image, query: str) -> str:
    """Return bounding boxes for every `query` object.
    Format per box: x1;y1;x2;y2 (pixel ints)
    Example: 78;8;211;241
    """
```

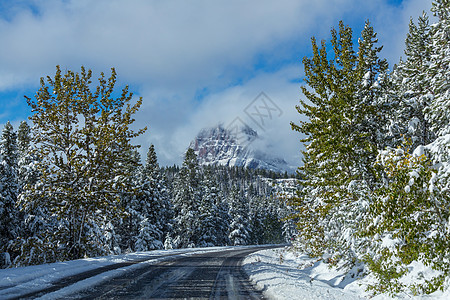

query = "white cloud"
0;0;435;166
0;0;390;90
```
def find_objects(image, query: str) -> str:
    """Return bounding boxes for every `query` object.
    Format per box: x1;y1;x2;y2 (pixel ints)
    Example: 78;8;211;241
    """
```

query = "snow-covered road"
76;246;270;299
0;245;279;299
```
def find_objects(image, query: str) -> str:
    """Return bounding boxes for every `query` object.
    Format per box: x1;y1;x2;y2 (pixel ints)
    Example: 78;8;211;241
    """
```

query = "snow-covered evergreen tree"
13;121;53;266
334;21;392;264
172;148;202;248
248;195;265;245
0;122;18;168
355;20;390;162
135;145;172;251
17;66;145;263
16;121;39;190
0;122;19;263
215;194;231;246
197;167;228;247
17;121;30;156
290;21;389;261
394;13;434;149
228;185;250;246
115;149;142;253
426;0;450;137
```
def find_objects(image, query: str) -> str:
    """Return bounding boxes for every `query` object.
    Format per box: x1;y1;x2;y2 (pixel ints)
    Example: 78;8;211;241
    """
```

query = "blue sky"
0;0;434;167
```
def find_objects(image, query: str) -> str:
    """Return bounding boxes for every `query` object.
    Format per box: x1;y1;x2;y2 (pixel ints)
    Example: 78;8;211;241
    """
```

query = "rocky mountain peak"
189;124;293;173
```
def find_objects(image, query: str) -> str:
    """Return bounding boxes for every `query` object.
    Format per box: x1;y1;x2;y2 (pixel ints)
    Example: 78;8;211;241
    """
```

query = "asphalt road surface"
17;245;281;299
77;246;271;299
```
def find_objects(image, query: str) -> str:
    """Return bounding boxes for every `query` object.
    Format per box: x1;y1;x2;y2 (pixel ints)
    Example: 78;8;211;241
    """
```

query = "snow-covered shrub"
0;252;10;268
361;144;449;295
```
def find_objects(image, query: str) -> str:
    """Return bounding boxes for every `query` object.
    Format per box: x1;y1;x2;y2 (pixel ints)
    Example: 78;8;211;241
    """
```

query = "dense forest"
290;0;449;295
0;72;296;267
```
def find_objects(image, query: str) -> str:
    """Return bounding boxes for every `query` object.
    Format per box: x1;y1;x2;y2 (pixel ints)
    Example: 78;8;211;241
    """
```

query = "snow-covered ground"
0;246;243;300
242;247;450;300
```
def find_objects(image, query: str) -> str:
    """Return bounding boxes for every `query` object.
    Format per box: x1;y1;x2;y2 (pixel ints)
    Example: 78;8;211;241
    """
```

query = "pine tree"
13;121;49;266
215;195;231;246
172;148;202;248
261;195;284;244
17;66;146;263
248;188;265;245
0;122;19;263
115;149;142;253
394;13;434;149
16;121;38;190
197;167;226;247
144;144;173;240
290;21;355;256
135;145;172;251
355;20;390;162
228;185;250;246
17;121;31;156
16;122;40;221
338;20;391;262
290;21;390;261
426;0;450;137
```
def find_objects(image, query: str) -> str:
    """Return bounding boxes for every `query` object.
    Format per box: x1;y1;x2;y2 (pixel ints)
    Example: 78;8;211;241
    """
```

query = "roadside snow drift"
242;248;450;300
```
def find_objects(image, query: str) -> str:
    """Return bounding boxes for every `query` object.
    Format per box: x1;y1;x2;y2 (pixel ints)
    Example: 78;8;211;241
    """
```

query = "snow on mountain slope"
189;124;295;173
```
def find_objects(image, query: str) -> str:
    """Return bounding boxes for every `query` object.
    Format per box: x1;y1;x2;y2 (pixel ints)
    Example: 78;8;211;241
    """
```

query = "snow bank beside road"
242;248;450;300
243;248;363;299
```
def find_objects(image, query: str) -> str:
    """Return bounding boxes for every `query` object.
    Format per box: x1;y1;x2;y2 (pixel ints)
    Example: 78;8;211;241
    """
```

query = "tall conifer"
0;122;19;261
172;148;202;248
290;21;389;260
17;66;145;263
135;145;172;251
